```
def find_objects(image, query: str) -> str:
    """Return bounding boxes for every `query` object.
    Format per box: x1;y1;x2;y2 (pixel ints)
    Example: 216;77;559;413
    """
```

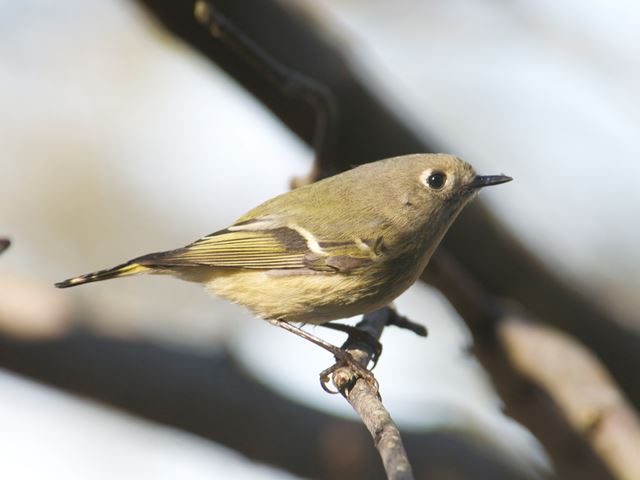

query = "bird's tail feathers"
55;261;150;288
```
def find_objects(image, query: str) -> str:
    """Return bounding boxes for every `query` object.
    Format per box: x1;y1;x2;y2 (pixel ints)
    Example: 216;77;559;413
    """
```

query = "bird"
56;153;511;387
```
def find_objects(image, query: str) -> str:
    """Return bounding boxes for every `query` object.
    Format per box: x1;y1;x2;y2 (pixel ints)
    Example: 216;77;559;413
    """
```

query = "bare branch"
330;309;414;480
0;330;537;480
424;251;621;480
348;380;413;480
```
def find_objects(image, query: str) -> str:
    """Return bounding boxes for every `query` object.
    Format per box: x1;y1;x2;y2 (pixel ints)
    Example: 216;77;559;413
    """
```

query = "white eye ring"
420;169;447;190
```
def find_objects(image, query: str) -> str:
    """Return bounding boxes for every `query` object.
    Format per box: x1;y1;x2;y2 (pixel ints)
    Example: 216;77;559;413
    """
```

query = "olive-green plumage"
56;153;511;324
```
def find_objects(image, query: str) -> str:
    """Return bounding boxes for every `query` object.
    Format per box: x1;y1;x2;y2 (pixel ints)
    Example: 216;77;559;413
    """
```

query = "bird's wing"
136;221;383;273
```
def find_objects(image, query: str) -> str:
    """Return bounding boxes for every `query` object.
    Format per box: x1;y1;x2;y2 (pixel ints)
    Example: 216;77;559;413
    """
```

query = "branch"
424;251;623;480
193;0;338;187
0;238;10;255
500;315;640;480
0;330;535;480
330;309;413;480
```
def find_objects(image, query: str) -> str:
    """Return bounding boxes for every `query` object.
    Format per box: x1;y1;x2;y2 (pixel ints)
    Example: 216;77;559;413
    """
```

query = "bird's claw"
319;349;379;396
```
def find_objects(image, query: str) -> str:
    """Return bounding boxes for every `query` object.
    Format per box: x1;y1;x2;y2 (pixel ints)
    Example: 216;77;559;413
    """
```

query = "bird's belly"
201;266;415;324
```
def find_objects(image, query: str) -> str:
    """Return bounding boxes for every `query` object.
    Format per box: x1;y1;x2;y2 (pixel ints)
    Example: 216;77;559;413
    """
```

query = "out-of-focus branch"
136;0;438;177
0;330;533;480
424;252;626;480
0;238;10;255
500;317;640;480
329;309;413;480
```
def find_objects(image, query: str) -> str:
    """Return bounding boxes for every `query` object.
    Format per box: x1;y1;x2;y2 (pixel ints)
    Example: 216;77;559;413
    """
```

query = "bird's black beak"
467;174;513;189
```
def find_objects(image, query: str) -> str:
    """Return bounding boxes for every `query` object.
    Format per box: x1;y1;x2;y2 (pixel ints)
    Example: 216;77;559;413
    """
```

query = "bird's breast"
200;254;420;324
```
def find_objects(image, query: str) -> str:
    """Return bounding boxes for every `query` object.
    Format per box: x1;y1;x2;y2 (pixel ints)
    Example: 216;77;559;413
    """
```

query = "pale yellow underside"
182;267;402;324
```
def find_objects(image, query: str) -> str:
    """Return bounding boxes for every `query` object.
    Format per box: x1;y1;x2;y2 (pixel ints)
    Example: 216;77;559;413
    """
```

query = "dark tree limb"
136;0;439;178
424;251;617;480
0;330;534;480
500;315;640;480
192;0;337;187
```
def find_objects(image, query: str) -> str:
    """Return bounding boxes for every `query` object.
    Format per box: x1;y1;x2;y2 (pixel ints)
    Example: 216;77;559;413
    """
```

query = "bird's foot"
319;323;383;369
319;348;379;396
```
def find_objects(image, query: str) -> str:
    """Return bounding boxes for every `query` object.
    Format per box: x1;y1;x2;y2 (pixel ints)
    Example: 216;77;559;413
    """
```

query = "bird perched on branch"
57;153;511;388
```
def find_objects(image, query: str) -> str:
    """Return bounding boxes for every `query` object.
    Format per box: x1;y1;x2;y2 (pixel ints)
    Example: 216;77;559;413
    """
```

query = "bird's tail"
55;261;151;288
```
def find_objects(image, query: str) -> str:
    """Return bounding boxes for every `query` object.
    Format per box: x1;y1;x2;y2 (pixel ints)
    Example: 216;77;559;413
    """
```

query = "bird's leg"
267;319;378;394
318;323;383;369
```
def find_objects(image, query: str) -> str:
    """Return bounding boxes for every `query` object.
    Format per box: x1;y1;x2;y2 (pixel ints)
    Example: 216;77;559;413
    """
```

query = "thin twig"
330;308;414;480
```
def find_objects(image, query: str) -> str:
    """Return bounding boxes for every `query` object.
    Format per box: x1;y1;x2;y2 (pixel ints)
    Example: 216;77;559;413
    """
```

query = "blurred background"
1;0;639;479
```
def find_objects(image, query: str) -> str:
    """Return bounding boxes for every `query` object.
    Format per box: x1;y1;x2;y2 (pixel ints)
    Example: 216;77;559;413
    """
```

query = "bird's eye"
426;171;446;190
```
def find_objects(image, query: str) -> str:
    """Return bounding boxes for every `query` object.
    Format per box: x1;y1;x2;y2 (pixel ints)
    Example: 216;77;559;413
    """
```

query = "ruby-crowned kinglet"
56;153;510;325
